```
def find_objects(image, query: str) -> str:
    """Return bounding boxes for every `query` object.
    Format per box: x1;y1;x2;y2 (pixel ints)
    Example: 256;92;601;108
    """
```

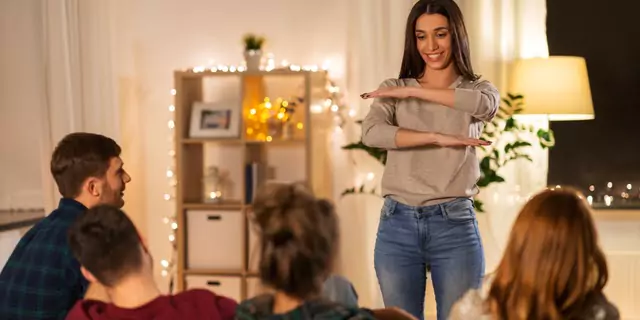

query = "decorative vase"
203;166;224;203
244;49;262;71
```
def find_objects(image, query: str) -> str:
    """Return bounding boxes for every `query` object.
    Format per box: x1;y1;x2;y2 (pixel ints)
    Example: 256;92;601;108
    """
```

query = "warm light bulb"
607;182;613;189
163;194;171;201
330;104;339;112
161;270;168;277
168;120;175;129
169;234;175;242
170;89;176;96
627;184;632;190
171;222;178;230
160;260;169;268
168;105;175;112
266;136;273;142
348;109;357;117
166;170;174;178
163;217;170;224
296;122;304;130
250;108;256;115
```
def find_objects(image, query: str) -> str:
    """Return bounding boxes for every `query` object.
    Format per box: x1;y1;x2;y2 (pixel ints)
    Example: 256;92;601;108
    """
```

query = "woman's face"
415;13;454;72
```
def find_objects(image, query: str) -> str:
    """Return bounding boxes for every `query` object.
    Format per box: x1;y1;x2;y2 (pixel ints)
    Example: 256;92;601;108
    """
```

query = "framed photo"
189;101;241;138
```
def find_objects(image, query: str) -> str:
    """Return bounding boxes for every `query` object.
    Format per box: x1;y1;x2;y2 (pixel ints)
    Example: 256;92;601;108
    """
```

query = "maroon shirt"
65;289;237;320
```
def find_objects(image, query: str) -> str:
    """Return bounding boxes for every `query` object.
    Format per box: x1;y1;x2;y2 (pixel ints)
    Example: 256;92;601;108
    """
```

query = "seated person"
65;205;237;320
449;187;620;320
236;182;414;320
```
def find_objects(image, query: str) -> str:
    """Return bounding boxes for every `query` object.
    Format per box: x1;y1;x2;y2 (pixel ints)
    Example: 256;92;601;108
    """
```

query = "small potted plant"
243;33;265;71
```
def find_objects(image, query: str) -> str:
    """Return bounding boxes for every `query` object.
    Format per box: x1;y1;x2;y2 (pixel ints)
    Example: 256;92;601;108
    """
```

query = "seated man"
0;132;130;319
65;205;237;320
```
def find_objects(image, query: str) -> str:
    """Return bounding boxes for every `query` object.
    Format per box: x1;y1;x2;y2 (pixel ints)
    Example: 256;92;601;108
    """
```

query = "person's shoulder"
173;289;238;318
64;299;107;320
458;77;498;92
585;293;620;320
448;288;487;320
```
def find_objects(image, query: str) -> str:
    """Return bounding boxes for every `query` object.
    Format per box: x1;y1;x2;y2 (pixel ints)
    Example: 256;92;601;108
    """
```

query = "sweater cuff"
370;125;399;149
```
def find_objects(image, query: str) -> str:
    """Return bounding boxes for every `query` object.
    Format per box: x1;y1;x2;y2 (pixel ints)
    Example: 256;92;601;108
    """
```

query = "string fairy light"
161;87;178;293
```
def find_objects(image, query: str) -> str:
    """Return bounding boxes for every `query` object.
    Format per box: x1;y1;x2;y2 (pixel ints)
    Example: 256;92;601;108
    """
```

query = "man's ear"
84;177;102;197
80;266;99;284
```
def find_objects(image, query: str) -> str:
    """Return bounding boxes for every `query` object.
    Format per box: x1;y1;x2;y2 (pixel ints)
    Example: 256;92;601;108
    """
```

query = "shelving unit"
173;69;332;301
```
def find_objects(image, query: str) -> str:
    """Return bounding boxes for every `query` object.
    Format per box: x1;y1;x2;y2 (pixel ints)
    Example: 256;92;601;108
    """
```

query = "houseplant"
341;93;555;212
243;33;265;71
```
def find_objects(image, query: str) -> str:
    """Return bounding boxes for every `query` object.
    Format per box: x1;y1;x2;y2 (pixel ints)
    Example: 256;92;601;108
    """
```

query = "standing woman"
360;1;499;319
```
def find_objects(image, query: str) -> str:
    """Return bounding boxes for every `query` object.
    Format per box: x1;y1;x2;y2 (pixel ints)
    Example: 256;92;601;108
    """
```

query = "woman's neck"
419;65;459;88
273;291;305;314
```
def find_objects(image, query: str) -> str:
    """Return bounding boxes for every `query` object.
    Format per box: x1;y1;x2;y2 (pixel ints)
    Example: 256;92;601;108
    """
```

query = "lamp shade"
508;56;595;121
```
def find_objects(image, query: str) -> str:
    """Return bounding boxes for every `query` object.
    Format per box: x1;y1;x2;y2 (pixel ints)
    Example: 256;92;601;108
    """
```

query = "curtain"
456;0;550;271
341;0;416;309
39;0;120;212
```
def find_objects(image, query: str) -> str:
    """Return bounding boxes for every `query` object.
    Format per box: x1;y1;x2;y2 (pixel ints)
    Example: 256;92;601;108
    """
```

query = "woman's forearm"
409;87;456;108
394;128;440;148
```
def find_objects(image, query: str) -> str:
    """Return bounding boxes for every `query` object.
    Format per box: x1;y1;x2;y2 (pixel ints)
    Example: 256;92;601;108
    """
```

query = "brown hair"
487;187;609;319
399;0;478;81
51;132;121;198
67;205;143;287
251;182;338;299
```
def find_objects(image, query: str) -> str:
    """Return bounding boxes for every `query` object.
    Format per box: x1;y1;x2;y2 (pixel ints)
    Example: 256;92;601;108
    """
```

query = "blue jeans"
374;197;484;320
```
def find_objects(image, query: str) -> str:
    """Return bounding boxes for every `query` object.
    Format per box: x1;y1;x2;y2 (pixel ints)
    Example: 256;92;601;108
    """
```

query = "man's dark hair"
51;132;121;198
67;205;143;287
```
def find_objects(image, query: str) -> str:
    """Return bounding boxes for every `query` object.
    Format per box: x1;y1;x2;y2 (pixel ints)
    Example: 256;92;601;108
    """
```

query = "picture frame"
189;101;241;138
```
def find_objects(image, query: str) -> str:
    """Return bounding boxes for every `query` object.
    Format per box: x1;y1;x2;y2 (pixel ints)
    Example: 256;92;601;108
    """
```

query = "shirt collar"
58;198;88;213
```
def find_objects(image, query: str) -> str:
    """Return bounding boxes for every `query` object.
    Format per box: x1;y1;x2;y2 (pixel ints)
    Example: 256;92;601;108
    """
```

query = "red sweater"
65;289;237;320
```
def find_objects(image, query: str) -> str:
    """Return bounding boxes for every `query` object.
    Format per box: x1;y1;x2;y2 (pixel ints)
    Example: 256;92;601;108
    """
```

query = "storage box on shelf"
173;69;333;301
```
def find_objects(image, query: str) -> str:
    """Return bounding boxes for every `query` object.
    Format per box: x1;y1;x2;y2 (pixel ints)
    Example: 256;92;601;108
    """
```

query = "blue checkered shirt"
0;198;89;319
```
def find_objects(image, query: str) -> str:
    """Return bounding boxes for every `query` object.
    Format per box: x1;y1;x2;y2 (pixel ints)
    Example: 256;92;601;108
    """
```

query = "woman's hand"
435;133;491;147
361;86;415;99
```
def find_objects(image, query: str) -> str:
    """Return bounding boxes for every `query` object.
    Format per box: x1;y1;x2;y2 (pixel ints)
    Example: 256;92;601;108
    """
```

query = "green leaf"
504;117;516;131
480;156;491;172
474;199;485;212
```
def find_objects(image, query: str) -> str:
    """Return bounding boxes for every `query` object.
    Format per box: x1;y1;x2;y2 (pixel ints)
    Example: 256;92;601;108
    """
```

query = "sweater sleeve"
453;79;500;122
361;78;400;149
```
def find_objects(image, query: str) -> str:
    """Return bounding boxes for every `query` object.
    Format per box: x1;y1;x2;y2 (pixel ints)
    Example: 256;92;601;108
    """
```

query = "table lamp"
508;56;595;121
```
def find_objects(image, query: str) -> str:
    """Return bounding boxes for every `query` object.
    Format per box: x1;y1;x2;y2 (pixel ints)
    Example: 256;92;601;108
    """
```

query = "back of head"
51;132;121;198
67;205;143;287
251;182;338;299
488;187;608;319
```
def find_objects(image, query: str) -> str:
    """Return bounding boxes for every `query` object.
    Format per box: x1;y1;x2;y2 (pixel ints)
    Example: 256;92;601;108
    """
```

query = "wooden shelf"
173;68;329;298
180;138;306;146
183;201;244;211
245;139;306;146
174;69;325;78
184;269;244;277
182;138;244;145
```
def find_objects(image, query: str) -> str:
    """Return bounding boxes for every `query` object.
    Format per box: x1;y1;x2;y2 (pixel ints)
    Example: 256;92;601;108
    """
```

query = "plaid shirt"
0;198;88;319
235;294;376;320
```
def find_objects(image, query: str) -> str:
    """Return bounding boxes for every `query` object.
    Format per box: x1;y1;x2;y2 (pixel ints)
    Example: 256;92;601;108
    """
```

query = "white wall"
0;0;46;210
112;0;349;291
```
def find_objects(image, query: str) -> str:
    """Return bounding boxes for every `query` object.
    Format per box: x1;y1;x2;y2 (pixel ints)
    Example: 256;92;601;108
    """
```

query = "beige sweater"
361;77;499;206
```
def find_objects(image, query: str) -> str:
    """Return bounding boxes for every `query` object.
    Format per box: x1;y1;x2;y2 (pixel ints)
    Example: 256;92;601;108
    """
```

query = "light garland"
160;88;178;293
161;56;354;293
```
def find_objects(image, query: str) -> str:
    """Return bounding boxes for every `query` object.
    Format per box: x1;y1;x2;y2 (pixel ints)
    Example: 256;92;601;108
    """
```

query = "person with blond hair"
449;187;620;320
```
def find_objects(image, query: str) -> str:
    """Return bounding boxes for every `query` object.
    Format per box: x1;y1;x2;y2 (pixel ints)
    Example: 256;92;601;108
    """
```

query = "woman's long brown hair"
487;187;609;319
